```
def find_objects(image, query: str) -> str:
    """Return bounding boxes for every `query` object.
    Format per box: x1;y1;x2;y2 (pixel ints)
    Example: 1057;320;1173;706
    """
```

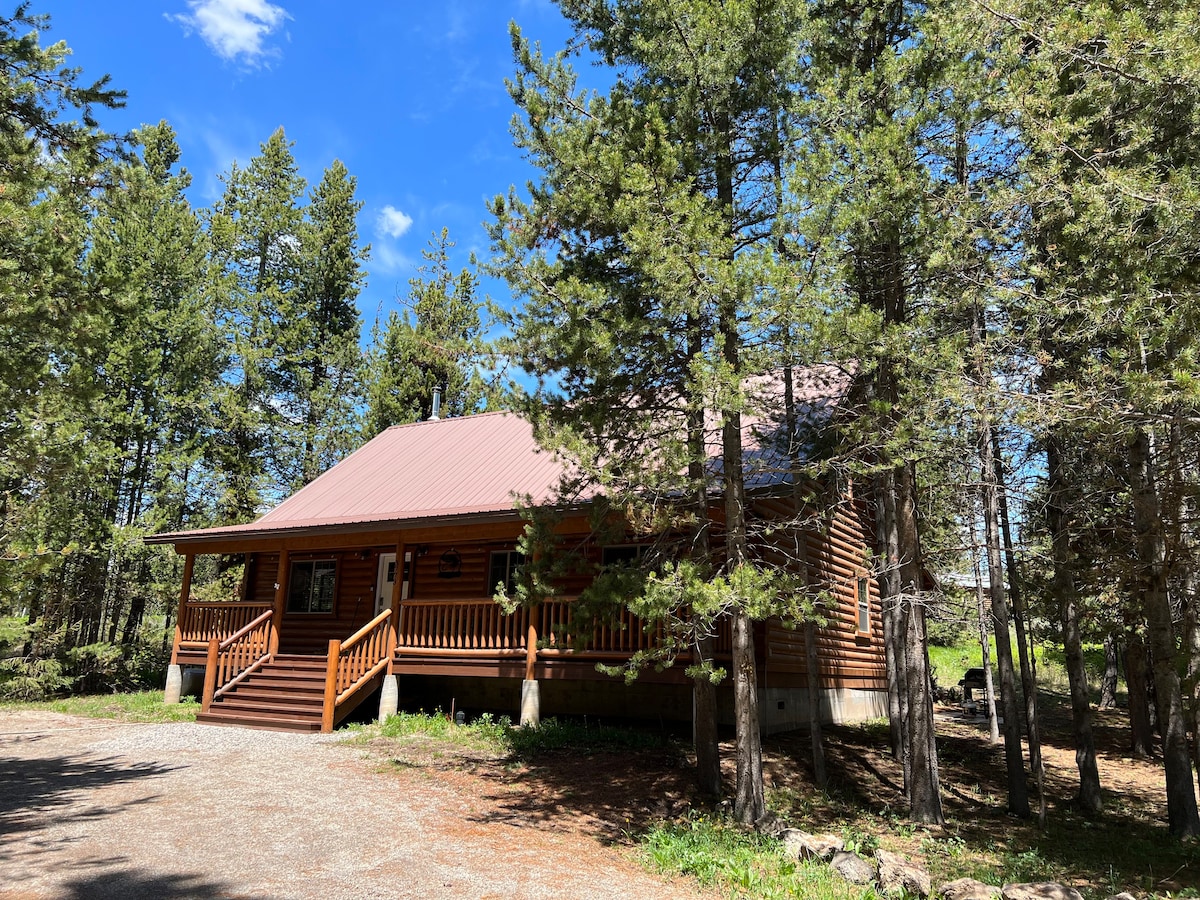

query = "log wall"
753;494;886;692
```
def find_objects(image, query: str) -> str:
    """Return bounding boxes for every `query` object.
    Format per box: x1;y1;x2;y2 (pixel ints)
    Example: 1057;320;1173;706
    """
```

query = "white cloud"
169;0;290;66
377;205;414;239
371;242;415;277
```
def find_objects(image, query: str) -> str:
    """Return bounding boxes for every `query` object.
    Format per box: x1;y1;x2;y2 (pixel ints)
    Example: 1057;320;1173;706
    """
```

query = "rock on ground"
1001;883;1086;900
939;878;1002;900
876;848;932;898
830;849;878;884
778;829;843;862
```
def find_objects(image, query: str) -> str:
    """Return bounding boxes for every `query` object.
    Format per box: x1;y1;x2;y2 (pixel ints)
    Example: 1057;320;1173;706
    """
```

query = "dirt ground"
0;710;708;900
3;699;1196;900
760;700;1200;897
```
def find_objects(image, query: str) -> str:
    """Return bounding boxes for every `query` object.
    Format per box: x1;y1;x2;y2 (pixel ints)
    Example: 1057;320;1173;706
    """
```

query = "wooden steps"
196;654;329;733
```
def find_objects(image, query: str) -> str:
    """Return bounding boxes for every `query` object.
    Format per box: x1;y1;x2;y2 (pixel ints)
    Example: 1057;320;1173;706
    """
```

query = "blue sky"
44;0;580;325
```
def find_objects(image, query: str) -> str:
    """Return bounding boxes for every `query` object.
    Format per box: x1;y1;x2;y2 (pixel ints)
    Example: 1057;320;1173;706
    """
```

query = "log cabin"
148;398;886;733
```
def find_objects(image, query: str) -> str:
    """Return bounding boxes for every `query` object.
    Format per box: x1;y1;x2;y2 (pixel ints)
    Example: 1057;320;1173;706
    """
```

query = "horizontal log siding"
248;553;280;604
411;539;597;600
754;499;885;691
279;550;383;654
413;543;491;600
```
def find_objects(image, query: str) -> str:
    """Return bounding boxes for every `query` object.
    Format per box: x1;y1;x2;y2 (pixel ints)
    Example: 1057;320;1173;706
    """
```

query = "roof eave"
144;502;593;550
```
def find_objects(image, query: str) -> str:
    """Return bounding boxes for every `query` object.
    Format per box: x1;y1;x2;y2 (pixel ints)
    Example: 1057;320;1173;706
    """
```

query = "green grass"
927;632;1105;698
363;709;512;752
641;816;880;900
360;710;675;760
0;690;200;723
503;715;673;758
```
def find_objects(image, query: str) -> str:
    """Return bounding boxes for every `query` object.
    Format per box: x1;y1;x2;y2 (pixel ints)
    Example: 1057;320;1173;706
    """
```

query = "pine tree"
492;0;806;823
207;128;306;521
1006;0;1200;836
365;229;493;435
280;159;368;489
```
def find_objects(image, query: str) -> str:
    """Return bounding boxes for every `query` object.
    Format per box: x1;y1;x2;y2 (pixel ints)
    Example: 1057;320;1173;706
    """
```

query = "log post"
520;605;540;727
322;638;341;733
379;539;406;723
169;553;195;667
165;553;195;704
525;605;538;681
269;549;290;656
387;540;406;671
201;637;218;712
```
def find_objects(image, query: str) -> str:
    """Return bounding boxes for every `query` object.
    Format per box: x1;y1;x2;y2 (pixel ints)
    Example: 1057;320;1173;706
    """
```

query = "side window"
489;550;525;595
288;560;337;613
856;574;871;635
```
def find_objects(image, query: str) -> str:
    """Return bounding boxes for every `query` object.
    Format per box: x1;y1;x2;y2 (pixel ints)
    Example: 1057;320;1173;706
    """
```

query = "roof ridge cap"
381;409;514;432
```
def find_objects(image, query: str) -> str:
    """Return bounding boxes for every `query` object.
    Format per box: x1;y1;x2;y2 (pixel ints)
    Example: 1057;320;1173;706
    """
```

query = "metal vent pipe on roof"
430;387;442;421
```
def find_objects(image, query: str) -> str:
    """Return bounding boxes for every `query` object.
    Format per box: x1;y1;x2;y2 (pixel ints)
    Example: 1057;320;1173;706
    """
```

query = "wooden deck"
174;594;736;729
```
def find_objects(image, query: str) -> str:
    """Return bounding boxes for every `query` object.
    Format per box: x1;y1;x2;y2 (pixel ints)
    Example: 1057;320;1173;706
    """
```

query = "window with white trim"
856;574;871;635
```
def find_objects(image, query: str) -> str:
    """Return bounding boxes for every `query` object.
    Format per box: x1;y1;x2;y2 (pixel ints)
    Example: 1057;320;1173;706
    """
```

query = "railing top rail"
400;596;579;607
185;600;273;609
340;608;391;652
217;608;274;651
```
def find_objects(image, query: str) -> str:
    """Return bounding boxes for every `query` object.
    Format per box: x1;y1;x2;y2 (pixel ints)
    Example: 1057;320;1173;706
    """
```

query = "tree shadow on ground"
58;868;240;900
461;744;700;844
765;706;1199;896
0;753;179;840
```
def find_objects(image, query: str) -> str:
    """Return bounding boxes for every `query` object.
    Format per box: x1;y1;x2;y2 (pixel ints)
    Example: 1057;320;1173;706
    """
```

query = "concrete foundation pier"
519;679;540;728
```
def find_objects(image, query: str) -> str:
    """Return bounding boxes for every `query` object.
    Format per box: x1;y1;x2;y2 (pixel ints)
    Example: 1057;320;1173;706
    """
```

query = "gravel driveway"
0;710;703;900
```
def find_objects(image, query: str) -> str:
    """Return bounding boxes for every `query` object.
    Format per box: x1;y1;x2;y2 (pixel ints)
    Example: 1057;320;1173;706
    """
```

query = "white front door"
375;551;410;616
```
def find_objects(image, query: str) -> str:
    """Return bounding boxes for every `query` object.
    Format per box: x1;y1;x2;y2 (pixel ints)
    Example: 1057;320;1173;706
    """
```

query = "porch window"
856;574;871;635
602;545;647;567
288;560;337;613
489;551;525;595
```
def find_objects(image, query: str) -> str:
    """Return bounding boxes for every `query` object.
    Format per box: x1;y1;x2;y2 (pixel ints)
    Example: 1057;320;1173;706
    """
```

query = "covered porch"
161;521;727;731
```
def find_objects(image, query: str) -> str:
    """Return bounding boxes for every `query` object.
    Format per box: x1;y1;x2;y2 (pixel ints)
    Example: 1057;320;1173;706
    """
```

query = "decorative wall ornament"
438;548;462;578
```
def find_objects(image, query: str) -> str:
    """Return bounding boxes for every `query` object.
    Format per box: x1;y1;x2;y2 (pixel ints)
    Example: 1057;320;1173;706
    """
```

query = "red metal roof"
149;366;854;546
149;412;569;543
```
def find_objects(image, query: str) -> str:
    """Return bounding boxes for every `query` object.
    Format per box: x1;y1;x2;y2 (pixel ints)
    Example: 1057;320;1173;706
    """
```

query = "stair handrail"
321;608;393;732
201;608;274;712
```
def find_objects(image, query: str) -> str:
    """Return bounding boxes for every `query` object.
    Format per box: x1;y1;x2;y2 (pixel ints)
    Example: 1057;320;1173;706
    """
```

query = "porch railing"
538;600;667;656
397;599;529;654
201;608;274;711
395;597;729;659
322;608;393;732
179;601;273;653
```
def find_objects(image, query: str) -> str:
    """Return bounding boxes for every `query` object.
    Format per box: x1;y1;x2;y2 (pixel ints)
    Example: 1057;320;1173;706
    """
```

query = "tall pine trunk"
876;467;908;770
994;431;1045;824
1098;633;1119;710
1128;427;1200;838
687;354;721;797
1046;433;1103;815
783;364;827;788
897;463;944;825
978;414;1030;817
1125;623;1155;759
